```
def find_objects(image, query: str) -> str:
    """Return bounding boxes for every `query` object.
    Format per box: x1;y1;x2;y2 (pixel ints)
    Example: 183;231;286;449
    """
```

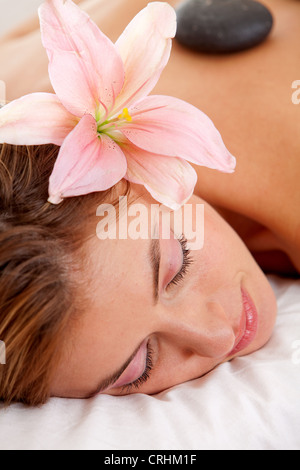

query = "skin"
0;0;297;397
50;185;277;398
1;0;299;272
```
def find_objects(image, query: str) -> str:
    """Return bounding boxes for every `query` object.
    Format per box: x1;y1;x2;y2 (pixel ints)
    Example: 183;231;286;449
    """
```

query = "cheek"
189;201;257;295
202;204;277;344
202;204;254;271
198;207;236;274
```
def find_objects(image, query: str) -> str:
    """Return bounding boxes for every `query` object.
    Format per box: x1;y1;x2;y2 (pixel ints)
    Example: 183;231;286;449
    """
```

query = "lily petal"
123;142;197;210
114;2;177;114
39;0;124;117
0;92;78;146
122;95;236;173
48;114;127;204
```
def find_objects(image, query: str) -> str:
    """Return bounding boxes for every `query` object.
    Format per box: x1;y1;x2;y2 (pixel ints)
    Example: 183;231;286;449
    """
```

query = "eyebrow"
149;238;161;305
87;239;161;398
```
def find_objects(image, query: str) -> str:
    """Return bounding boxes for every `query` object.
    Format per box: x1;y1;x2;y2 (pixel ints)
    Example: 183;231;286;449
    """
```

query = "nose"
158;301;236;359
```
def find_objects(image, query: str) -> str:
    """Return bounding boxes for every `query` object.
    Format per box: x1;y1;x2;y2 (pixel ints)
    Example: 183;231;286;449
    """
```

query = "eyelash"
167;235;193;290
121;236;193;393
121;344;154;393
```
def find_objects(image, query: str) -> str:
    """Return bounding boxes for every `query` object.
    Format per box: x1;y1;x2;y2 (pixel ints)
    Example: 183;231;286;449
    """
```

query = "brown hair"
0;143;128;406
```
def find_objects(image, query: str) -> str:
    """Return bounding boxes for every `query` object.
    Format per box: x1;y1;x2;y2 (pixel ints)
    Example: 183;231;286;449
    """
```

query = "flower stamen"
118;108;132;122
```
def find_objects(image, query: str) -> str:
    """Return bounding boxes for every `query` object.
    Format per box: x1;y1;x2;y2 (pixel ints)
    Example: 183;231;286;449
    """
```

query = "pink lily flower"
0;0;236;210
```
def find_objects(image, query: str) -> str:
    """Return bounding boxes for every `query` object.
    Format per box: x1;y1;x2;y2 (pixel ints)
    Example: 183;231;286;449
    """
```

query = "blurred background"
0;0;42;36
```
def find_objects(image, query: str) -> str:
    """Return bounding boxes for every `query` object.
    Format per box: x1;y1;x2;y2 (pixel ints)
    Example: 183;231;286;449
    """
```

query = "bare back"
1;0;300;273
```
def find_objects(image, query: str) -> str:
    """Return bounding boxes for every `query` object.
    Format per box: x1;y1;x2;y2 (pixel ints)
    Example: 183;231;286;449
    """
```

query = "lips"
228;288;258;357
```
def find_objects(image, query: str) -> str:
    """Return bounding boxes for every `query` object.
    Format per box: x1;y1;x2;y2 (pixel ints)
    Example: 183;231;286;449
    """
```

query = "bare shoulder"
153;0;300;267
1;0;299;270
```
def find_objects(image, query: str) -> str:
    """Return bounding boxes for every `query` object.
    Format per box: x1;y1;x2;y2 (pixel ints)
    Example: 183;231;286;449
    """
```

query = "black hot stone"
176;0;274;53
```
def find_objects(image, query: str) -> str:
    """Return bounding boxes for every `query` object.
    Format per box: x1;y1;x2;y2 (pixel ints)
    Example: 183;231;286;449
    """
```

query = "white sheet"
0;275;299;450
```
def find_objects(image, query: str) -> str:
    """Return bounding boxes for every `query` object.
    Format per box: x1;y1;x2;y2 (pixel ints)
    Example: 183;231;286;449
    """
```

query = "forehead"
56;220;156;396
81;189;162;319
85;233;154;304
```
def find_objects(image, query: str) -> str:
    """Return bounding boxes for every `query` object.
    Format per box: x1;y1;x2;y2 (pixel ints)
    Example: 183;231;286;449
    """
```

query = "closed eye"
107;236;193;395
120;342;154;393
167;235;193;290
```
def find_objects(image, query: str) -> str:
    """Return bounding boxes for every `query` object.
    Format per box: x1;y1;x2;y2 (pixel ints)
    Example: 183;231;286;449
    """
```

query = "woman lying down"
0;0;299;405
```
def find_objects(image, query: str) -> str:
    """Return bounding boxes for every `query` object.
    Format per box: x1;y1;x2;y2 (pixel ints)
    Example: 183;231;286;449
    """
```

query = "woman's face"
50;185;277;398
